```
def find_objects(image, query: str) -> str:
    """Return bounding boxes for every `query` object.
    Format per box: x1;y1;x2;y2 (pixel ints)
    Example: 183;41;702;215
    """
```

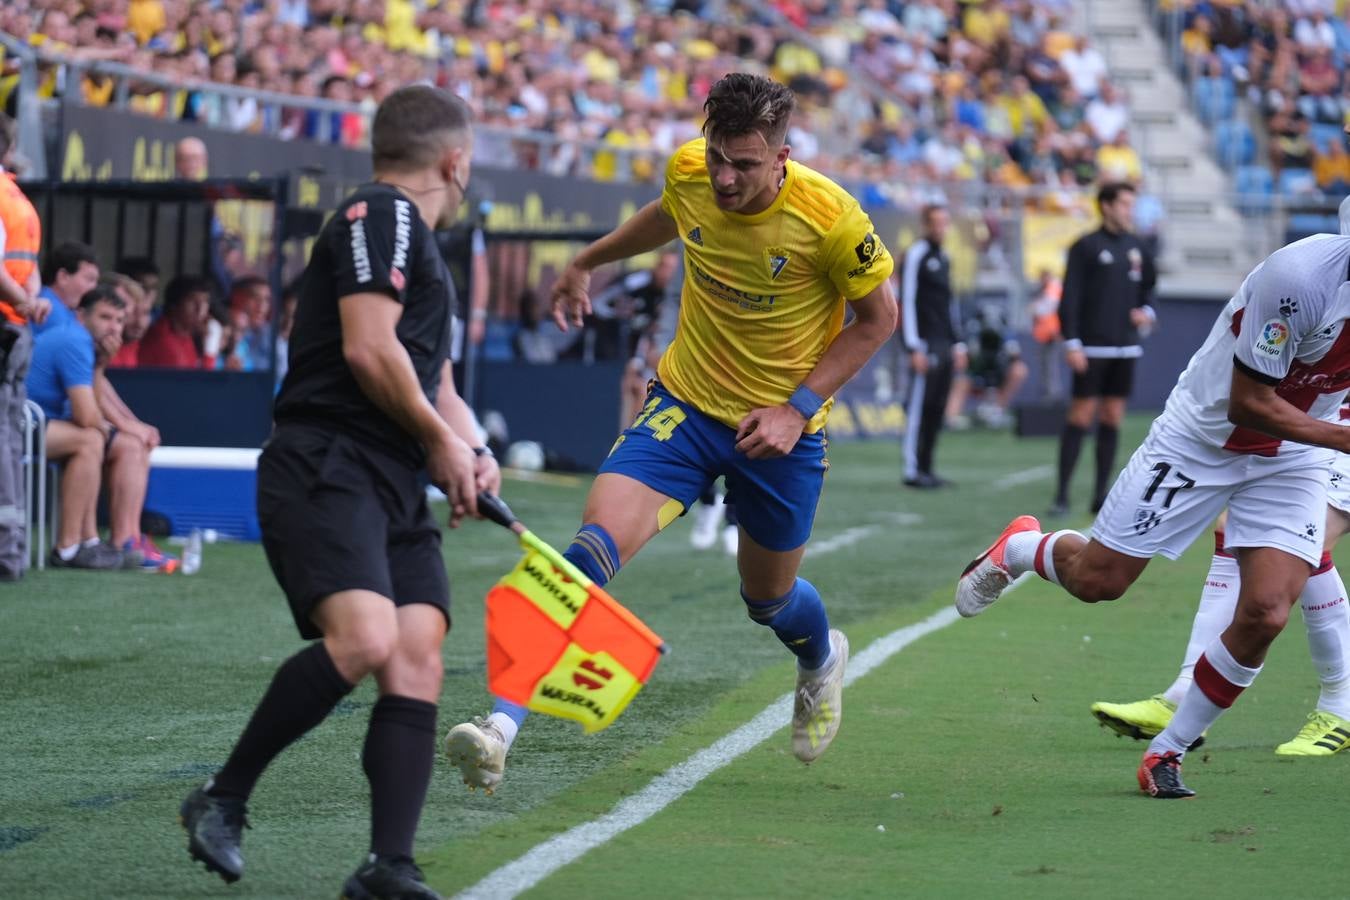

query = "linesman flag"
476;494;666;733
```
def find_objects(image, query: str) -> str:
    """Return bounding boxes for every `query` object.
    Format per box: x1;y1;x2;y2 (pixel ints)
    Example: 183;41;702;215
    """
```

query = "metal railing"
0;30;672;183
1;31;46;177
9;25;1347;291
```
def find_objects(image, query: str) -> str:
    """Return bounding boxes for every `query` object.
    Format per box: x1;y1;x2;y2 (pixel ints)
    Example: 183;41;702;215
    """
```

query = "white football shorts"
1091;422;1331;567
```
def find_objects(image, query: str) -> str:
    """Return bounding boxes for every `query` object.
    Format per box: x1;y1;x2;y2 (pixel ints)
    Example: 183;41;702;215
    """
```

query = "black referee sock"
1055;424;1088;504
1094;423;1120;504
363;695;438;860
209;642;354;801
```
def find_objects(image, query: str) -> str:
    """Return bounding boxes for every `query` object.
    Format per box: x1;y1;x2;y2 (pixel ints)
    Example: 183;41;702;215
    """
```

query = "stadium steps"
1079;0;1258;294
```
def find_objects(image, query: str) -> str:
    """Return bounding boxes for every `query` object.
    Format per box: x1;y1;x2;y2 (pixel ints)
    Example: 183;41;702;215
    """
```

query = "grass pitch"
2;419;1343;898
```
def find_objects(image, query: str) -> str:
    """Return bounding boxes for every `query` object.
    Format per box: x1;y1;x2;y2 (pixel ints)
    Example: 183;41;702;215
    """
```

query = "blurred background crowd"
2;0;1158;212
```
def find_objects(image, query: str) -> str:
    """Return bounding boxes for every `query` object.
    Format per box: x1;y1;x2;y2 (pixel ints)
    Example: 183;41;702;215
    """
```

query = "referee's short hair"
1097;181;1136;208
372;85;473;173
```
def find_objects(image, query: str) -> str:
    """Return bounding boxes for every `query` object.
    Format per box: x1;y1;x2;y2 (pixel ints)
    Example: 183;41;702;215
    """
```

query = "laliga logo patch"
847;232;885;279
854;232;879;264
1254;319;1289;358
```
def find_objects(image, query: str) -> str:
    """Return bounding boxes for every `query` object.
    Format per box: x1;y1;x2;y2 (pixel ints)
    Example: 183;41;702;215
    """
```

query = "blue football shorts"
598;380;828;552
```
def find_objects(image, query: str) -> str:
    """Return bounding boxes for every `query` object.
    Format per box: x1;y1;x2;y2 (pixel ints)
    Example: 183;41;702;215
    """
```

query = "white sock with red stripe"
1004;529;1082;584
1300;554;1350;719
1149;637;1262;757
1163;538;1240;705
1002;531;1043;576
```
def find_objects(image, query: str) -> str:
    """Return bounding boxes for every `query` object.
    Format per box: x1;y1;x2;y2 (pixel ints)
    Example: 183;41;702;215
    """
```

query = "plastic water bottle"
182;528;203;576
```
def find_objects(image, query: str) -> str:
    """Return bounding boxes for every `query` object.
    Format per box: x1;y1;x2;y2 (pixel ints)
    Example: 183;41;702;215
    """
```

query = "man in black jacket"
900;203;965;488
1051;182;1158;515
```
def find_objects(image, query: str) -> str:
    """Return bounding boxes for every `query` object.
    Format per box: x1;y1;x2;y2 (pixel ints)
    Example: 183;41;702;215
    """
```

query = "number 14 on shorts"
608;396;689;455
632;396;688;441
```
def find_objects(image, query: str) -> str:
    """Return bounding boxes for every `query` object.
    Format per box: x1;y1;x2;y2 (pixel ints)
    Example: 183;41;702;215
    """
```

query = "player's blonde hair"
702;74;795;147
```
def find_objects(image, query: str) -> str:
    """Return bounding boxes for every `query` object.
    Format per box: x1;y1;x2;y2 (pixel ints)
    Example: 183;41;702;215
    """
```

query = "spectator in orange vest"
0;112;48;579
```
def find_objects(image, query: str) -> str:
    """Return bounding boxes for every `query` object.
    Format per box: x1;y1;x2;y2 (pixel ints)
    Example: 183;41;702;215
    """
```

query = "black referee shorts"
257;424;450;640
1071;357;1136;400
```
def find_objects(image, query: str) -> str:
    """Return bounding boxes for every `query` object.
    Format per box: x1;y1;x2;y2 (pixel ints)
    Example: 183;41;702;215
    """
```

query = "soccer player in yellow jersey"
446;74;897;790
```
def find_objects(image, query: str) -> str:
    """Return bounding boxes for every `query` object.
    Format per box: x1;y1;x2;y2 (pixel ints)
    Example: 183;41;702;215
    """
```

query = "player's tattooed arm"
1228;363;1350;454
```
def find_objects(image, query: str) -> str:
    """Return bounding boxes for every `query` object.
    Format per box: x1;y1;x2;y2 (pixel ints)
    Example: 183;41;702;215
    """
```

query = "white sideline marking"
454;574;1030;900
992;464;1054;492
805;512;921;558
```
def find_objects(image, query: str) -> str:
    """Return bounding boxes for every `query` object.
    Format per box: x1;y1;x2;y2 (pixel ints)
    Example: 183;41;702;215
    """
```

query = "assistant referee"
1051;181;1157;516
180;86;496;900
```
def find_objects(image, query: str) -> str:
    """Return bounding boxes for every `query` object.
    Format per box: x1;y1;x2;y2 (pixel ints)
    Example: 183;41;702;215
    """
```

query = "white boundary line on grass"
455;575;1032;900
805;512;922;558
992;464;1054;492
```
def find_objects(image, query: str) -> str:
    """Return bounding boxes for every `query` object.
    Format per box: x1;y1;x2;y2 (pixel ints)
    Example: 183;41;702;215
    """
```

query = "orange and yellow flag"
485;531;665;733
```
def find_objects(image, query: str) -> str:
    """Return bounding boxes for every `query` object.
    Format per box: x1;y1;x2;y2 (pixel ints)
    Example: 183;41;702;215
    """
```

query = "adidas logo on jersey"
687;227;704;246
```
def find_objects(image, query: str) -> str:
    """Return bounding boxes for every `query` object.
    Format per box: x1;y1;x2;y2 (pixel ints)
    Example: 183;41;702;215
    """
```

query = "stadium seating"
1165;0;1349;207
1278;166;1317;198
0;0;1138;204
1192;76;1236;125
1214;119;1255;169
1310;122;1345;155
1287;211;1339;242
1234;164;1274;213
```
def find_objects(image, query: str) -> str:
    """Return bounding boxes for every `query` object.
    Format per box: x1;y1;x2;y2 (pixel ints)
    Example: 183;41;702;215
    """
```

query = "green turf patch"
453;543;1347;899
1;422;1165;897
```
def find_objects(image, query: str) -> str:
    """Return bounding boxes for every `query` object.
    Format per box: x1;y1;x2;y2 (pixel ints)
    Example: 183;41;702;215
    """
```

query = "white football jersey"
1157;233;1350;455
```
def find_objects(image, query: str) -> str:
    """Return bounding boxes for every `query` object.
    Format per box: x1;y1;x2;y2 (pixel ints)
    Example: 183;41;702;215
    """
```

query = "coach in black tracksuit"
901;204;965;488
1051;181;1158;516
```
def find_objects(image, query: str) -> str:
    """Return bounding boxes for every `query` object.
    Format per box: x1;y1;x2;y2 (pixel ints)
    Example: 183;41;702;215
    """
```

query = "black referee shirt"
275;183;455;466
1060;226;1156;358
899;238;961;352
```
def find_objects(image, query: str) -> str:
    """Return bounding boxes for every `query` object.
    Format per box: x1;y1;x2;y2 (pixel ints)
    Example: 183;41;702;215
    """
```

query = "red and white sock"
1163;542;1240;705
1004;530;1082;584
1149;637;1262;757
1300;555;1350;719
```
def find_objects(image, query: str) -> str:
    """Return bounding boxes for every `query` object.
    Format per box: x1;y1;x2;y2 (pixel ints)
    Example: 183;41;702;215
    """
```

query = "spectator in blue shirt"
224;275;273;372
27;286;123;569
32;241;99;337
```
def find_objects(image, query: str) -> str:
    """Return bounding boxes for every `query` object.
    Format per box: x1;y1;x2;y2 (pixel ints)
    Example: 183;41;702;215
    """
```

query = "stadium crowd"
1;0;1144;209
1171;0;1350;196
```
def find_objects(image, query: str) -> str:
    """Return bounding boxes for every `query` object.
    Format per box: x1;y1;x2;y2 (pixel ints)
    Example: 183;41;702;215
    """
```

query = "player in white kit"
1092;430;1350;758
955;227;1350;798
1093;202;1350;760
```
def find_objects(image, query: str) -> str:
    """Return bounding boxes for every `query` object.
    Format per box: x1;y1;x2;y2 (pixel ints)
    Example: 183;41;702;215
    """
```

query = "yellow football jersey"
656;138;894;433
